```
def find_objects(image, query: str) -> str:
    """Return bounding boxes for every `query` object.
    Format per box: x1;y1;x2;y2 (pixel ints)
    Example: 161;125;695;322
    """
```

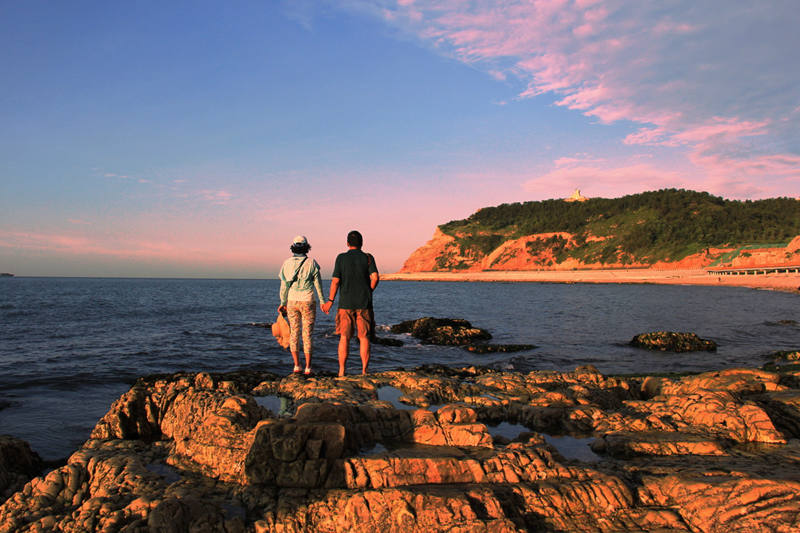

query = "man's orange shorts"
335;308;372;338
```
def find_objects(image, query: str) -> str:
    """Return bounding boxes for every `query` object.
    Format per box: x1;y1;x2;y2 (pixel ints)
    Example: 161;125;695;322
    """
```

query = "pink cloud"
524;160;688;200
553;155;606;167
0;230;181;260
672;118;769;144
368;1;800;197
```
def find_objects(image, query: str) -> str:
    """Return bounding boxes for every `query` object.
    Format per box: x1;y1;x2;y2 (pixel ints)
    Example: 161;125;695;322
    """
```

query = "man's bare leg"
338;335;350;377
358;335;371;375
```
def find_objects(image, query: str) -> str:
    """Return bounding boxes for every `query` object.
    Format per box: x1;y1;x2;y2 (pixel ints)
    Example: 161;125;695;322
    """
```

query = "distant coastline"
382;268;800;293
0;273;14;277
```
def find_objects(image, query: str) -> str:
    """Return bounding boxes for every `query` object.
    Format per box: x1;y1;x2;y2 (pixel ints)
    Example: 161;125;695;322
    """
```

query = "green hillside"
438;189;800;266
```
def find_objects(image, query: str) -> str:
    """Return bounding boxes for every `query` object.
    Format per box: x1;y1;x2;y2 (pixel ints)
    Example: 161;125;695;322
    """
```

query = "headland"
390;189;800;293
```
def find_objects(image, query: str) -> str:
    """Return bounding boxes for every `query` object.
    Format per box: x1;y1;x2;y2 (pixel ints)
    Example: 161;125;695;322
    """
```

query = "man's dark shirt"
332;249;378;309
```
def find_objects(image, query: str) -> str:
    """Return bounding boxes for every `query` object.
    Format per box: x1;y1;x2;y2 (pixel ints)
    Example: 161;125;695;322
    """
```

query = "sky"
1;0;799;278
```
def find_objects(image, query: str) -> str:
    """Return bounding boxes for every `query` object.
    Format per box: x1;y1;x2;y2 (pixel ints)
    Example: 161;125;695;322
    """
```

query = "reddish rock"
3;365;800;531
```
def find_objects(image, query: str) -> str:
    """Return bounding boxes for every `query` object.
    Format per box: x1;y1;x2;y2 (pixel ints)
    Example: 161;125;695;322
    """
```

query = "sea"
1;277;799;461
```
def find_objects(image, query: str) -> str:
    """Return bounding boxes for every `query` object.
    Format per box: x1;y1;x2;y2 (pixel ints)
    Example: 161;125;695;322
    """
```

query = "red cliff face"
399;229;800;272
399;228;459;273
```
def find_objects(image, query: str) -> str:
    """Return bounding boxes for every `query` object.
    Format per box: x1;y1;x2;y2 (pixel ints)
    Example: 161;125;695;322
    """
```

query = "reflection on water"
486;421;530;440
145;462;183;483
486;422;601;462
360;443;389;455
543;434;601;462
377;386;417;410
255;395;293;416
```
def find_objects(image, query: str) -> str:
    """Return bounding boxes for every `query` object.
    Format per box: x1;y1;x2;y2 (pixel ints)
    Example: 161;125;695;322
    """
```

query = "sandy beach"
382;268;800;293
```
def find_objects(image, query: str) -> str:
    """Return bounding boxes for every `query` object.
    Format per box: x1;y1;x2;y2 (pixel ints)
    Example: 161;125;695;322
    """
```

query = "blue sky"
1;1;798;277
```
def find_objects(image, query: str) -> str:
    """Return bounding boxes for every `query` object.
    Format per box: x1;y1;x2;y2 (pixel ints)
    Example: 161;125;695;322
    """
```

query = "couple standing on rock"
277;230;379;377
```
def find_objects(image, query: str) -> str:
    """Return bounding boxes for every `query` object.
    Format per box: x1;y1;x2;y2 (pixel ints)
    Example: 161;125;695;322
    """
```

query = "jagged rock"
463;343;536;354
0;436;42;502
390;317;492;345
4;364;800;532
630;331;717;352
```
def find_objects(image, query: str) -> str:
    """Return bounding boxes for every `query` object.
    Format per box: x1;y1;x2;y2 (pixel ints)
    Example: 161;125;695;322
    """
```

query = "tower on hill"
564;188;588;202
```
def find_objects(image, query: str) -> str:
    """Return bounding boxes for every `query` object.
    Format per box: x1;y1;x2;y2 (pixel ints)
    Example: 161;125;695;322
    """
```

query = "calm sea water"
1;277;799;460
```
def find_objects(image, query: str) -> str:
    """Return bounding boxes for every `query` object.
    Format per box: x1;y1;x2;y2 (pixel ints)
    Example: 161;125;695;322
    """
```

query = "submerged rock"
3;364;800;531
630;331;717;352
770;349;800;362
373;336;404;347
463;343;537;354
390;317;492;345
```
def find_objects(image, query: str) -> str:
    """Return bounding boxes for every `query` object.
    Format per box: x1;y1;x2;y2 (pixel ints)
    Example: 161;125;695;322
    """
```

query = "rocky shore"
3;358;800;531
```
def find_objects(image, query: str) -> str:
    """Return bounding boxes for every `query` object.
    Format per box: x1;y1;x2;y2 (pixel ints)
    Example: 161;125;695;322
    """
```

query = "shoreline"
382;268;800;293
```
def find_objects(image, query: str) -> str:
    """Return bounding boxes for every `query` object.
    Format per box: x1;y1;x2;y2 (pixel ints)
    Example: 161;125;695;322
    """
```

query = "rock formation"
630;331;718;352
390;317;492;345
3;362;800;531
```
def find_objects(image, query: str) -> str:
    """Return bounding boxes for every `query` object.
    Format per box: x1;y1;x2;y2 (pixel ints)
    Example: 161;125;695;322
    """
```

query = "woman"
278;235;325;375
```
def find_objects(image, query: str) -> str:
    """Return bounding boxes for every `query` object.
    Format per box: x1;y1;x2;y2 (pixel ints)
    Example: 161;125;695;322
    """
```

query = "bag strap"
286;257;308;289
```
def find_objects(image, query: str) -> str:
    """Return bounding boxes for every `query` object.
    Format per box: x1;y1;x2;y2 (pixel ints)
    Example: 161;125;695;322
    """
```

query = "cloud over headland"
350;0;800;197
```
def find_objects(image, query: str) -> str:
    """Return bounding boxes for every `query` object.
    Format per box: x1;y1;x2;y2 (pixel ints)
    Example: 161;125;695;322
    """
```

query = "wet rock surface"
390;317;492;345
630;331;718;352
3;364;800;531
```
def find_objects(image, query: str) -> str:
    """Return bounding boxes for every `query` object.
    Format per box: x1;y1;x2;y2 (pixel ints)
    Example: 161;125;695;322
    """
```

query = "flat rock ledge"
3;365;800;532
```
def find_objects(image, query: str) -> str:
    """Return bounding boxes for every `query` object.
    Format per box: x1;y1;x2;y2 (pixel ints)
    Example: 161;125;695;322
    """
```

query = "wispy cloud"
0;230;180;259
197;189;234;205
356;0;800;196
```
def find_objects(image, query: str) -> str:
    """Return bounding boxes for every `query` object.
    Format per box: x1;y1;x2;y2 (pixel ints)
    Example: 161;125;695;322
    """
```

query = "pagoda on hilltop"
564;188;588;202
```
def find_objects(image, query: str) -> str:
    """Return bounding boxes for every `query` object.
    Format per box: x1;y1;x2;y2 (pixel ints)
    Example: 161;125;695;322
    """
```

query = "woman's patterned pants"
287;300;316;355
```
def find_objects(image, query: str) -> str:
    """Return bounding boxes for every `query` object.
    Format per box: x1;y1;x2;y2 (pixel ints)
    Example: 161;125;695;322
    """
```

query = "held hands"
321;301;333;315
277;305;287;316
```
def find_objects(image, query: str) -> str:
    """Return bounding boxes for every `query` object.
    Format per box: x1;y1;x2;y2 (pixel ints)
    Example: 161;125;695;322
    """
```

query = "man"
321;230;379;376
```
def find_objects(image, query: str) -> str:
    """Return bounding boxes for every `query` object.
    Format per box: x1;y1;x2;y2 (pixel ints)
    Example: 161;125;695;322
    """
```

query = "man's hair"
347;230;363;248
290;242;310;254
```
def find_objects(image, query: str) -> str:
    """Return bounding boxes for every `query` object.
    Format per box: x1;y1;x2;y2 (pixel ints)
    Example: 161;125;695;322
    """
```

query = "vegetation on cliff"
437;189;800;268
